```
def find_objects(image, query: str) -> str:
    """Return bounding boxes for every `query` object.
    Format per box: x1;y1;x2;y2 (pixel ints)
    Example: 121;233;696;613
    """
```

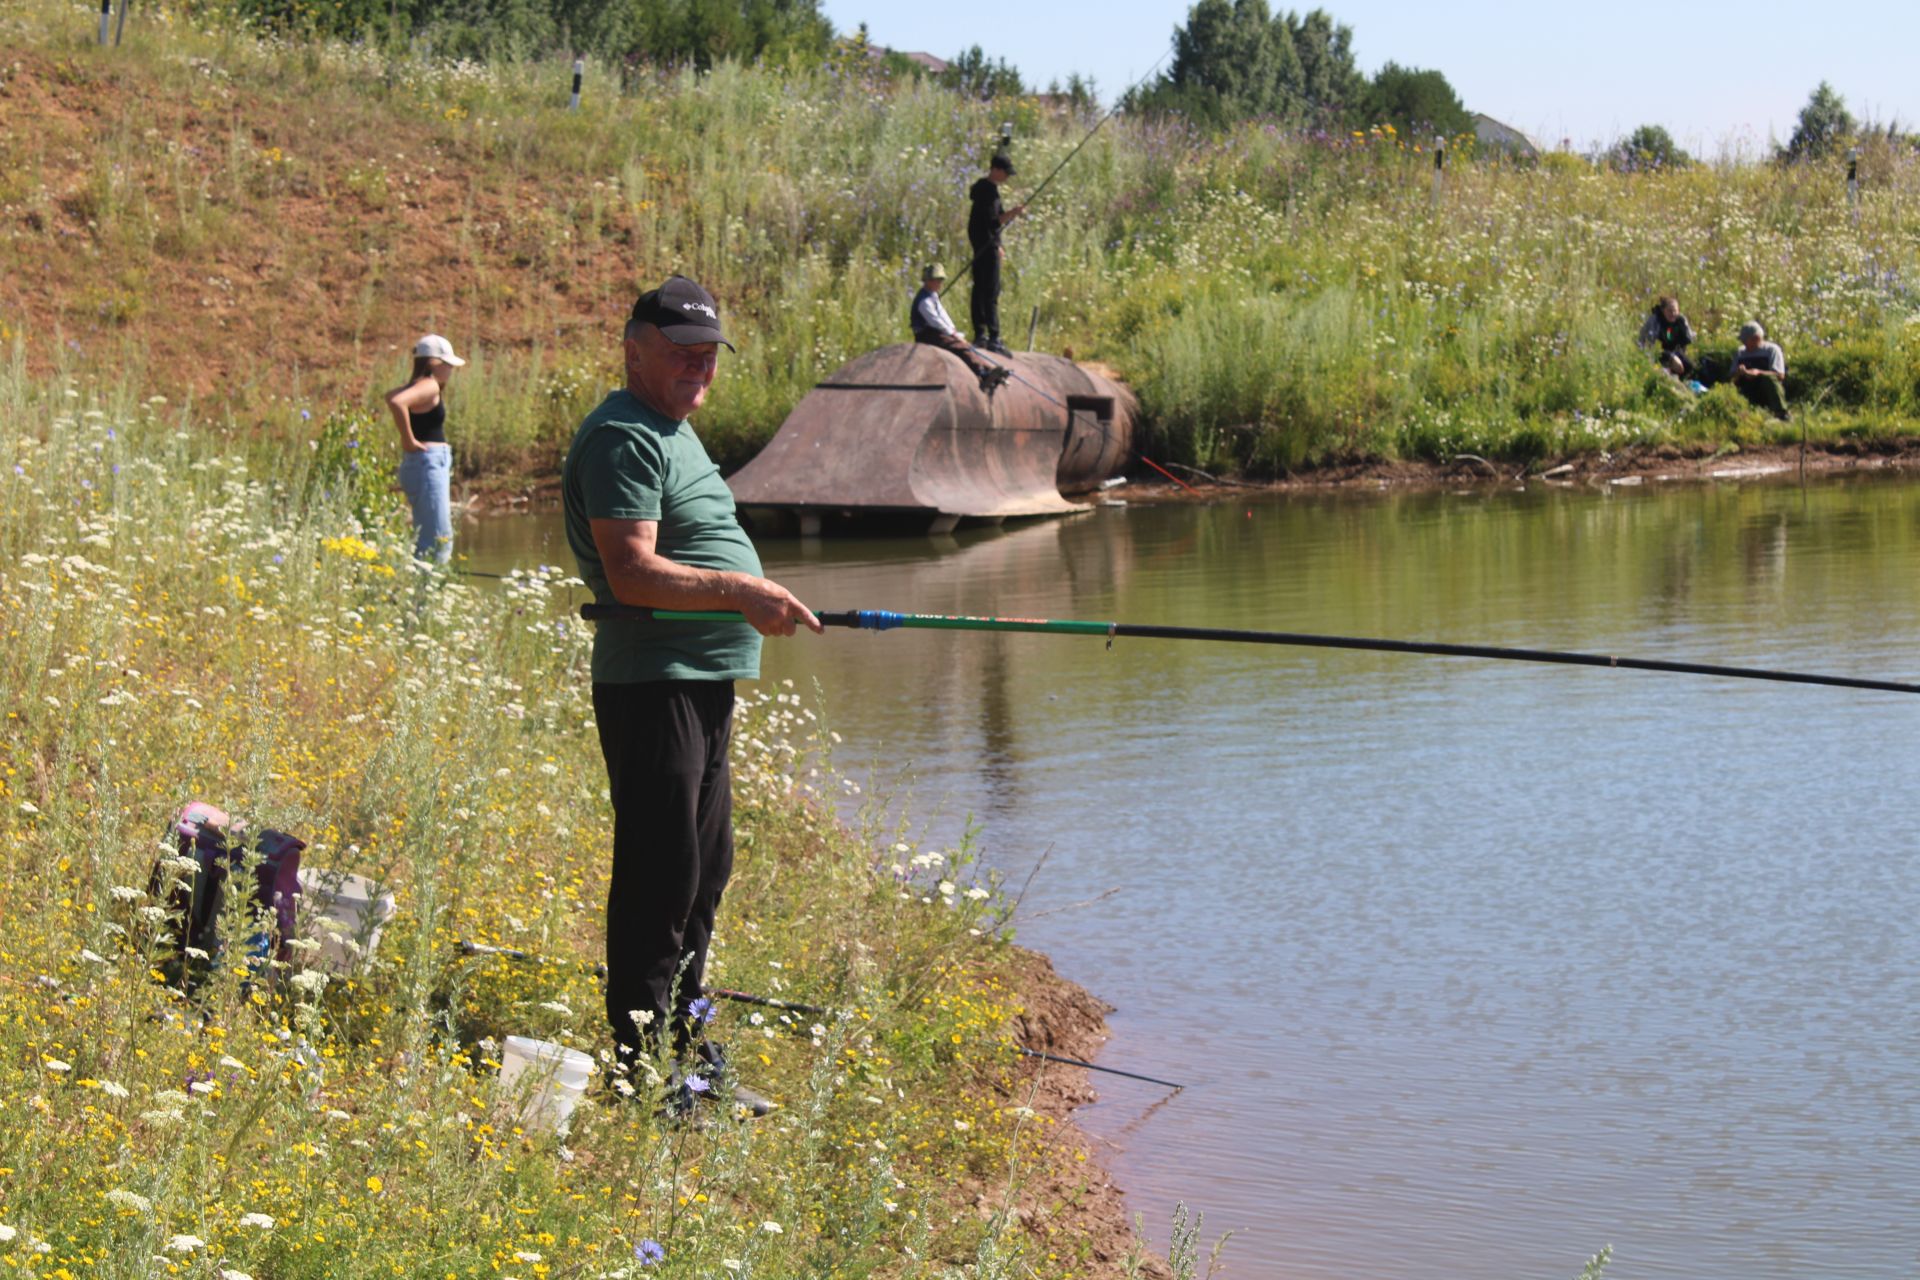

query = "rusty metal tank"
726;344;1134;533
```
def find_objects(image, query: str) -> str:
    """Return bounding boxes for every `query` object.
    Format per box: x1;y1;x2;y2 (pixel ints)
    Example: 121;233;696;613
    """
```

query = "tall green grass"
0;350;1150;1277
4;0;1919;480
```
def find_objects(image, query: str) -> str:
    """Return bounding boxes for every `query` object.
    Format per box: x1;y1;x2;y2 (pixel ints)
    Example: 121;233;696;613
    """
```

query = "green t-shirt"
562;389;763;683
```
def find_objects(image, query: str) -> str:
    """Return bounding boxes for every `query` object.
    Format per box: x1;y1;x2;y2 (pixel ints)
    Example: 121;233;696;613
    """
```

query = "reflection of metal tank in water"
726;344;1134;534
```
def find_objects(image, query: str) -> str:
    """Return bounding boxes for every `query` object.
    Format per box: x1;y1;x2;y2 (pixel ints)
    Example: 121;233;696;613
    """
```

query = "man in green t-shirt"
563;275;821;1118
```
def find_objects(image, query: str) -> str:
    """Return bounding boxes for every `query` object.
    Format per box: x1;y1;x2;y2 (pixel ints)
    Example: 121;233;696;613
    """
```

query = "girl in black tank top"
384;334;465;562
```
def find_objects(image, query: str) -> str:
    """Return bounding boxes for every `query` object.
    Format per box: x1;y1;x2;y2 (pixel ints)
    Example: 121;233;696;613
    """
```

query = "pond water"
464;476;1920;1279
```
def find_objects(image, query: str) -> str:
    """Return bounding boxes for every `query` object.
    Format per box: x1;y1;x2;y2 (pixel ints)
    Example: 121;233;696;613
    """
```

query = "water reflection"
466;477;1920;1280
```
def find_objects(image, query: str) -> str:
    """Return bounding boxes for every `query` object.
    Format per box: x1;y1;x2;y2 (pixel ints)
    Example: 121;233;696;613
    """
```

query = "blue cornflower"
683;1073;711;1094
689;996;715;1023
301;409;312;420
634;1238;666;1265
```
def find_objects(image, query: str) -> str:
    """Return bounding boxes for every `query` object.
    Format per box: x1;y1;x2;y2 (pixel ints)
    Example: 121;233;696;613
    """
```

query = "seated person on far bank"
1730;320;1790;420
1637;294;1695;377
910;263;1009;392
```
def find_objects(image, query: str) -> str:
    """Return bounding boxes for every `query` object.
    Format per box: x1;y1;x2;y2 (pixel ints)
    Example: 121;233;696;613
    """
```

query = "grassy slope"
0;355;1169;1276
3;3;1918;494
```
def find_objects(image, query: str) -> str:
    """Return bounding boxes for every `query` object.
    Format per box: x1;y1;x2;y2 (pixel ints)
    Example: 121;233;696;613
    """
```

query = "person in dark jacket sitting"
1638;295;1695;377
1730;320;1789;420
910;263;1008;392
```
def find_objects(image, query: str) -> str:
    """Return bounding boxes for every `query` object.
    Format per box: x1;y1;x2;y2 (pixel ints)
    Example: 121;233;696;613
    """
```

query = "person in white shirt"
909;263;1008;392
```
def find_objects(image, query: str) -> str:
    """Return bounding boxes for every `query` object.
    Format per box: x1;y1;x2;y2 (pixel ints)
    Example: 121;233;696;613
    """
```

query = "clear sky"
820;0;1919;157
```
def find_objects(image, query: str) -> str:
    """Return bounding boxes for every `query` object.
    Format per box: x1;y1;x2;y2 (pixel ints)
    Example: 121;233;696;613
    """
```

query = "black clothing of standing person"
967;153;1025;356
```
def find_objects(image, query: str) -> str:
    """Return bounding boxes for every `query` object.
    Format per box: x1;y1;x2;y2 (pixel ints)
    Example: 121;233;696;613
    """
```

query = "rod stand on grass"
97;0;111;45
1848;147;1860;219
1026;304;1040;351
579;604;1920;696
1430;136;1446;207
455;940;1185;1090
568;58;584;110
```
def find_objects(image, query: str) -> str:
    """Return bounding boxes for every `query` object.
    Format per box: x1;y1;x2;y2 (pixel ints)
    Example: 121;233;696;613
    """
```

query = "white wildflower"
239;1212;275;1229
760;1220;783;1234
167;1233;205;1253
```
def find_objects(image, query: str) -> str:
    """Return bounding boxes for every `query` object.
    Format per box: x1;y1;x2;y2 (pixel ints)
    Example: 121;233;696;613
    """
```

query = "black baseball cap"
990;153;1016;175
629;275;735;350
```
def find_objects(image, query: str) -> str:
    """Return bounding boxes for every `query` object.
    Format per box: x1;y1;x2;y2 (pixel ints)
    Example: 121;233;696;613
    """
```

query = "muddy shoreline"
1000;947;1173;1278
460;441;1920;515
1108;440;1920;504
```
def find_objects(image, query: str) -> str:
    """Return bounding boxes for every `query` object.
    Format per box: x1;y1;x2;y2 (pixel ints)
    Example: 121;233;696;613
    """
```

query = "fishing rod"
578;604;1920;696
456;940;1183;1089
946;46;1174;292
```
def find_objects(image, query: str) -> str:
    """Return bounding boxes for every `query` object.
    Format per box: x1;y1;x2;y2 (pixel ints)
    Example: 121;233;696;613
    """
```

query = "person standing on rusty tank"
968;153;1025;356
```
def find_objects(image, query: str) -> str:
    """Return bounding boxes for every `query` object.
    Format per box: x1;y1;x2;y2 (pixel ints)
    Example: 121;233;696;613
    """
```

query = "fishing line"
579;605;1920;696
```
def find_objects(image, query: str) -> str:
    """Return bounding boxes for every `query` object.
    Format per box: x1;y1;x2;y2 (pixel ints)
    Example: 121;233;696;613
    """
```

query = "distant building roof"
1471;112;1543;156
868;45;949;75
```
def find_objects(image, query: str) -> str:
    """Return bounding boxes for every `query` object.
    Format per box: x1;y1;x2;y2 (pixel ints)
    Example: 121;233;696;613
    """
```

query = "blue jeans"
398;444;452;562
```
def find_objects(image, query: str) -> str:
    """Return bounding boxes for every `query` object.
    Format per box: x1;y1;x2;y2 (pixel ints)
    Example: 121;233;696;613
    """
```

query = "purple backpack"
147;802;305;990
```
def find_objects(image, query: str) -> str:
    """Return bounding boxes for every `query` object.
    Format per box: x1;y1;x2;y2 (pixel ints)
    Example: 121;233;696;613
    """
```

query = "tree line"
190;0;1904;166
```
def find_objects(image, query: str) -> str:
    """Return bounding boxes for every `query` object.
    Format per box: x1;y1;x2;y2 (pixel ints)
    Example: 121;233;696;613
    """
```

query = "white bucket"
295;868;397;973
499;1035;595;1134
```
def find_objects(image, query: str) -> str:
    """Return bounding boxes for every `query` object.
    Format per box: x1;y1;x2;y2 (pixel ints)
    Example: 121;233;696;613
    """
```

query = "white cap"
413;334;466;366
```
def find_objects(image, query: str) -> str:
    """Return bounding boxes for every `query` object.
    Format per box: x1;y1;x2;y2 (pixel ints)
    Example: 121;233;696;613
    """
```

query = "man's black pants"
969;248;1001;343
593;679;735;1062
1736;375;1791;420
915;328;996;377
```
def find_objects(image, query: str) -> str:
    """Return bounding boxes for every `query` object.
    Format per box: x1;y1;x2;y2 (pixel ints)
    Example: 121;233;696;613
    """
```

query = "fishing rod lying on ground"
457;940;1184;1090
578;605;1920;696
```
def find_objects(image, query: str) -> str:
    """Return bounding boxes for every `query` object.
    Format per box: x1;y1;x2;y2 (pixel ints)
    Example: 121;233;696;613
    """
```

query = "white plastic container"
295;868;397;973
499;1036;595;1134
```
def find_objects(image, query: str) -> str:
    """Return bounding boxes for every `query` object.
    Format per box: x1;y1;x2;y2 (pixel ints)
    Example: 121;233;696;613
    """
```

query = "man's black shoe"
982;339;1013;357
694;1041;775;1118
